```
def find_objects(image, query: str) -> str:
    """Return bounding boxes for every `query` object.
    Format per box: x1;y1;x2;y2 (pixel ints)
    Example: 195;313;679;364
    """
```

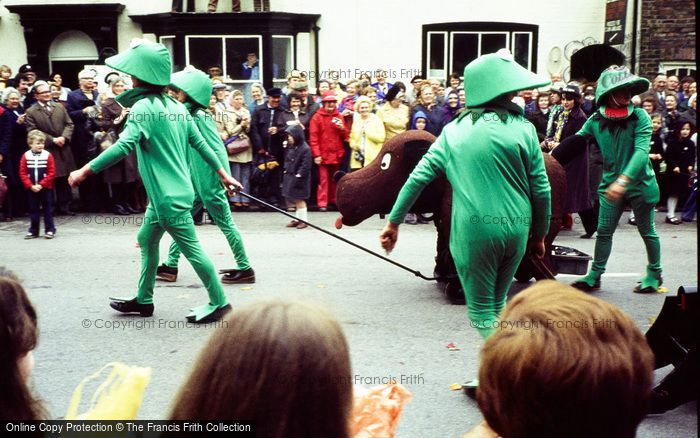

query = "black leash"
237;190;440;281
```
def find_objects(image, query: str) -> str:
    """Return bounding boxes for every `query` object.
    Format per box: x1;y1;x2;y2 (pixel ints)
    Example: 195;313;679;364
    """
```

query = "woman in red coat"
309;92;348;211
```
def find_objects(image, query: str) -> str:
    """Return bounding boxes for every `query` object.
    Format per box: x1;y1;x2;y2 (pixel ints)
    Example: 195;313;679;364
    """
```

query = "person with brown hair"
0;267;48;420
468;280;654;438
170;300;352;438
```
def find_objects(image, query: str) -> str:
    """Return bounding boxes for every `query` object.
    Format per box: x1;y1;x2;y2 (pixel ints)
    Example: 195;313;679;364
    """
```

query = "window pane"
160;37;175;71
481;33;508;56
513;33;531;69
226;37;261;81
452;33;478;77
188;38;223;76
272;37;292;80
429;33;445;69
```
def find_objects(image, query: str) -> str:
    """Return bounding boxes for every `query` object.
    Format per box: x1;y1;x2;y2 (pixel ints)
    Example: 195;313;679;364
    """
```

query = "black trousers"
27;188;55;234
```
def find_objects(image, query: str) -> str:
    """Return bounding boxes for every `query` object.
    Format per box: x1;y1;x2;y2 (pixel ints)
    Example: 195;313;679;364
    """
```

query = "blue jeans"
27;188;55;235
229;162;251;203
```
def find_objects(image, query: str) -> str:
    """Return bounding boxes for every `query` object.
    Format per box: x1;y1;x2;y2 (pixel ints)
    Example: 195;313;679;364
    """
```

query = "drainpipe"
313;24;320;88
631;0;639;73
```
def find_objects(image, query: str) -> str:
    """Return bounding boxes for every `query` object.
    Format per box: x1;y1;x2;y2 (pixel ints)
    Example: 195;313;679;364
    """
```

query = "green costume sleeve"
89;118;141;174
187;116;224;173
388;135;449;224
577;116;595;137
524;128;551;238
621;109;652;180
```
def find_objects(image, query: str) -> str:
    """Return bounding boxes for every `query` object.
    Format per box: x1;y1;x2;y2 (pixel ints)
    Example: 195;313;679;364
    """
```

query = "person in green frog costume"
380;49;552;340
68;40;242;323
155;67;254;285
553;65;662;294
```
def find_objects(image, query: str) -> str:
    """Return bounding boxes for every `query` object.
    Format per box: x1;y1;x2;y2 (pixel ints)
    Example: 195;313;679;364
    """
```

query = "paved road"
0;209;696;437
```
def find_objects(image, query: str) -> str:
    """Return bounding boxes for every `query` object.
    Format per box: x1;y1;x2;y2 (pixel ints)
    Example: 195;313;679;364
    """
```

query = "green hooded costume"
555;65;662;293
161;67;251;273
87;40;232;322
388;50;552;339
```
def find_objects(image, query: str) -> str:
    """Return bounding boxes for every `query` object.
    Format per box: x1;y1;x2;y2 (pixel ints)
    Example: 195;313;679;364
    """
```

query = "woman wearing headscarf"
441;90;463;126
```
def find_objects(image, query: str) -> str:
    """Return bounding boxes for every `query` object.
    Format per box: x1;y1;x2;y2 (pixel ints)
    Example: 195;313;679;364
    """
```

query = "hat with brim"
106;39;172;87
560;84;581;99
595;65;650;105
321;91;337;102
464;49;550;107
170;67;212;108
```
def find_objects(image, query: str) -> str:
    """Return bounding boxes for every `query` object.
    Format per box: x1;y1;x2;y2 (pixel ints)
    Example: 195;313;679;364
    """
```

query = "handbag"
225;135;251;155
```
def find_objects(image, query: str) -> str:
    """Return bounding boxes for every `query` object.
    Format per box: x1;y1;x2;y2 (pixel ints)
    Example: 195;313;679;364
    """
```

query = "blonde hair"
170;300;352;438
27;130;46;143
478;280;654;438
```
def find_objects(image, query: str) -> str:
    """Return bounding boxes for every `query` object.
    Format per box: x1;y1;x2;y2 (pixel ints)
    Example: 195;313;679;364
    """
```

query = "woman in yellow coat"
378;85;410;141
349;96;386;169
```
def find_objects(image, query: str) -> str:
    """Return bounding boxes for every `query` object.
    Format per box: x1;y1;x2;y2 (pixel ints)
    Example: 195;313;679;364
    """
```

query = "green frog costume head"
463;49;550;108
170;66;213;109
106;39;172;86
595;65;649;106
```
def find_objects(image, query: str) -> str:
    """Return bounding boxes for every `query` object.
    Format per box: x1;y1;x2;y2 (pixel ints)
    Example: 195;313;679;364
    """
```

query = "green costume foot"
156;264;178;282
634;276;663;294
109;297;154;317
463;379;479;399
571;273;601;292
221;268;255;284
186;303;232;323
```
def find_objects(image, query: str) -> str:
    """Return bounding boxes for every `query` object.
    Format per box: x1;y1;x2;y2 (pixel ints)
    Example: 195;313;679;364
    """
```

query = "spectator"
247;83;266;113
406;74;425;106
242;52;260;80
49;72;71;102
169;300;352;438
207;65;223;78
99;75;140;216
525;90;550;140
19;130;56;239
640;73;669;114
441;90;462;126
16;64;36;87
361;86;379;112
290;81;319;119
664;94;681;130
641;96;659;115
24;81;75;215
377;85;409;141
664;121;696;224
410;111;427;130
282;125;313;229
66;69;101;211
677;75;695;103
666;74;679;96
680;93;696;126
349;96;385;170
339;79;360;127
309;92;347;211
520;89;536;114
580;84;596;116
648;113;666;207
213;83;230;112
0;87;28;220
371;70;394;104
49;83;63;105
250;87;285;206
281;70;302;96
0;267;48;420
444;72;462;96
458;88;466;107
314;79;331;105
16;74;32;108
411;84;443;136
279;91;310;132
226;90;253;209
428;78;444;105
469;280;654;438
0;65;11;92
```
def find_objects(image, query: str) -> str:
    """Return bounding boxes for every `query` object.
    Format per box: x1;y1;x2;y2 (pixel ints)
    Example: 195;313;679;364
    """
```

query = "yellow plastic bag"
65;362;152;420
350;383;412;438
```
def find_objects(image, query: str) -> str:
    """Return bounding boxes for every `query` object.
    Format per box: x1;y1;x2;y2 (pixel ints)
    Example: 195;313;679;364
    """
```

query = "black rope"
237;190;440;281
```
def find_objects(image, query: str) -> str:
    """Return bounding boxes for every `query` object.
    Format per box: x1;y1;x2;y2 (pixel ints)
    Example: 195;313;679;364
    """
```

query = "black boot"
109;297;154;317
156;264;178;282
221;268;255;284
186;304;232;323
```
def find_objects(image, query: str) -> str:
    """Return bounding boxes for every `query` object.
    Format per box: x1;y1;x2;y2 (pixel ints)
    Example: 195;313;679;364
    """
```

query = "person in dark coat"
648;113;667;207
1;88;29;219
278;91;311;132
250;87;285;206
98;76;140;215
411;83;444;136
664;121;696;224
526;91;551;141
66;69;102;211
282;124;312;229
548;84;597;236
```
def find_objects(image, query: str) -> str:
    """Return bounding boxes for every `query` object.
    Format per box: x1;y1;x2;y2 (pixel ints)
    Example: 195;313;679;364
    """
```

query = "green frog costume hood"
595;65;649;105
170;66;213;109
106;39;172;87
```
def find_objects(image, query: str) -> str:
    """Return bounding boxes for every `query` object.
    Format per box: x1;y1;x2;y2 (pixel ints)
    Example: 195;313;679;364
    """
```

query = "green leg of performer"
457;232;528;339
164;193;251;271
577;193;662;290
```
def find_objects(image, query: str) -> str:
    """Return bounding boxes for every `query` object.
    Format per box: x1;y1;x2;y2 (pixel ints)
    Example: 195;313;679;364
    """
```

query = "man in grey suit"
25;81;75;214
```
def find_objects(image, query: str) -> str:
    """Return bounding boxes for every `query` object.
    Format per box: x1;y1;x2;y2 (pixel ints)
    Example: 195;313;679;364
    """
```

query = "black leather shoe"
156;264;178;282
463;379;478;399
124;204;143;214
114;204;130;215
221;268;255;284
580;232;594;239
109;297;154;317
571;278;601;292
186;304;232;323
634;277;663;294
628;217;637;225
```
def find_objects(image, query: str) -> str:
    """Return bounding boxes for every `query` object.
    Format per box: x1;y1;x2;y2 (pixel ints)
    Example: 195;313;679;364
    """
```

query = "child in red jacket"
19;130;56;239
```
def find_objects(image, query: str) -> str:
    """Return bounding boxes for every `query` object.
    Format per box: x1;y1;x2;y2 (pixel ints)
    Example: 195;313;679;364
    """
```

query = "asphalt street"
0;208;696;437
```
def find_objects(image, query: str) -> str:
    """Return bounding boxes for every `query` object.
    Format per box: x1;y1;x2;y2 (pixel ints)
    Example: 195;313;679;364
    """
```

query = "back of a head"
0;268;43;420
477;280;653;438
170;300;352;438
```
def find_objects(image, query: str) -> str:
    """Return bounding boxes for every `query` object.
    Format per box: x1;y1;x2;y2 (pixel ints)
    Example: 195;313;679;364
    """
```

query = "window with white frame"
424;24;537;79
272;35;294;85
660;62;696;80
186;35;262;82
159;36;175;71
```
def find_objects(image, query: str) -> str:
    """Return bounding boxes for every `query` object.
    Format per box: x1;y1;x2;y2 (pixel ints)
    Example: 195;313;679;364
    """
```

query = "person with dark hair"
69;40;242;323
526;90;550;140
49;73;71;102
371;70;394;105
444;72;462;97
664;121;696;224
406;74;425;106
554;66;663;294
0;87;28;220
0;267;48;420
170;300;352;437
467;280;654;438
250;87;285;207
378;85;409;141
282;125;313;229
411;83;444;136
